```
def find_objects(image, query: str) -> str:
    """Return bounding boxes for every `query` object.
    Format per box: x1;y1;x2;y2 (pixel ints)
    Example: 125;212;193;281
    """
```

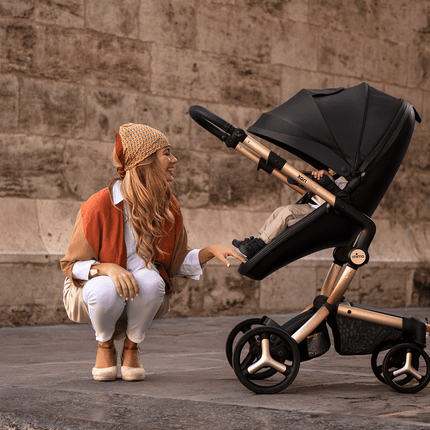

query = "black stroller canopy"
247;82;419;177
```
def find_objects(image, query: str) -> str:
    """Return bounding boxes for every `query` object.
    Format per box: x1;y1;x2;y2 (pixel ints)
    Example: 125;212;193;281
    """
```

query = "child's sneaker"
232;236;266;259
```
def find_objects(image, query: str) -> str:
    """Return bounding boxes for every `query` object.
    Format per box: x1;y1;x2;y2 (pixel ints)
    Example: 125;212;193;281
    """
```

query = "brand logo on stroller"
298;174;307;183
351;249;367;264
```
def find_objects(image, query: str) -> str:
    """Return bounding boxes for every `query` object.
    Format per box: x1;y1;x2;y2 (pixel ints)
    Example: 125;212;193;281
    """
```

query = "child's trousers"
258;204;315;244
82;267;165;343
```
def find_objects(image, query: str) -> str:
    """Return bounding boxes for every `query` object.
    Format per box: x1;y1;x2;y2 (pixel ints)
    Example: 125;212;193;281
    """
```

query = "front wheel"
232;326;300;394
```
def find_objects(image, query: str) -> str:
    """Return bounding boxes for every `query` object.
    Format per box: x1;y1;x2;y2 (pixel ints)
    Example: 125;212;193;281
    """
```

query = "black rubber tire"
232;326;300;394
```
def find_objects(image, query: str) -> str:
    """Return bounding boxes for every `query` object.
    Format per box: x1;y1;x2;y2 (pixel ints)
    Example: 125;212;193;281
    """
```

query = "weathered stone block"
364;39;408;86
36;26;87;83
271;21;318;71
408;223;430;263
236;0;288;18
35;0;84;29
309;0;380;39
174;150;211;208
287;0;309;23
0;198;47;261
411;267;430;307
379;0;428;44
85;90;138;142
151;45;220;102
355;266;409;308
0;304;69;327
140;0;197;49
259;264;319;312
408;40;430;92
63;140;117;201
206;151;283;211
377;171;427;222
0;0;35;18
219;58;282;109
35;27;151;91
202;265;260;316
0;134;68;199
86;0;139;39
0;74;18;132
281;68;334;101
181;208;271;250
19;79;85;138
318;31;363;78
82;33;151;92
136;95;191;150
196;3;271;62
0;21;41;74
421;92;430;132
36;199;82;256
167;279;204;318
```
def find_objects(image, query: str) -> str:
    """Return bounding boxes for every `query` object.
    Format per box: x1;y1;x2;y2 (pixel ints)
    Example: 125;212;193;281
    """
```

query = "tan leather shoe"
92;343;118;381
121;344;145;381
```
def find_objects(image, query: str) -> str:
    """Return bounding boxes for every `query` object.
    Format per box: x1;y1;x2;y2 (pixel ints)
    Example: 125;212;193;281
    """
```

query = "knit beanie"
115;123;170;178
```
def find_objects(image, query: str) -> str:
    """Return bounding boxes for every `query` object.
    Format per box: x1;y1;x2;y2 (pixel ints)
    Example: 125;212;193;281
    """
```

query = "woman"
61;123;245;382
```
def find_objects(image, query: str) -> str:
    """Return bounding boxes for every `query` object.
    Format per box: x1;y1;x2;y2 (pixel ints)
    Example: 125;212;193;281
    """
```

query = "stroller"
189;82;430;395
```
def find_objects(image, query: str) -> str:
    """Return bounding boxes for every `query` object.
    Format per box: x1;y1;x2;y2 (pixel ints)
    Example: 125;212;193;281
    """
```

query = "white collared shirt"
72;181;203;281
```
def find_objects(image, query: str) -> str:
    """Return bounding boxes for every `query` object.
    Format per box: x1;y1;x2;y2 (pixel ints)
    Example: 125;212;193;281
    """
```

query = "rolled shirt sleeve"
177;249;206;280
71;259;97;281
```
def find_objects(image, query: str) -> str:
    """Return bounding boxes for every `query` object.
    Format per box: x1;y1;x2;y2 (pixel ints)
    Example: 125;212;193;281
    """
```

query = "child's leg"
258;206;296;244
259;204;315;244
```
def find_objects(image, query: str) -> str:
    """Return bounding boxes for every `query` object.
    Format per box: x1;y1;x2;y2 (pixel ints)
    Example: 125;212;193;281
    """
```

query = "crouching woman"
61;123;245;382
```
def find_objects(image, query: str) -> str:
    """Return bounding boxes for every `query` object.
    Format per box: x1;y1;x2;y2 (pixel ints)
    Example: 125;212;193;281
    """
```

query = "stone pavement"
1;309;430;430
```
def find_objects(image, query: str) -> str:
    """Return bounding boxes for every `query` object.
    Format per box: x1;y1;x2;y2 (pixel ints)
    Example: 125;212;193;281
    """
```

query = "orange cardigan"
61;188;189;294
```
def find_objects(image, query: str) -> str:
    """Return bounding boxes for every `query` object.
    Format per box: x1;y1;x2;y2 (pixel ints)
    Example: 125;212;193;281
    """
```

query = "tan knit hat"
118;123;170;173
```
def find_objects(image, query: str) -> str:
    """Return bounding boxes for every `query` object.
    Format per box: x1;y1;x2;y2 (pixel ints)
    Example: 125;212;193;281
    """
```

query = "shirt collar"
112;181;124;205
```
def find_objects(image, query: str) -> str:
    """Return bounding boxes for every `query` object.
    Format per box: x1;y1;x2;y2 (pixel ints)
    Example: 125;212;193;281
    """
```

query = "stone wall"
0;0;429;326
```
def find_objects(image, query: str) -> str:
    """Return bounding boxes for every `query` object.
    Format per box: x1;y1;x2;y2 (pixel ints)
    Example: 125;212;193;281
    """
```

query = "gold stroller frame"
226;133;430;394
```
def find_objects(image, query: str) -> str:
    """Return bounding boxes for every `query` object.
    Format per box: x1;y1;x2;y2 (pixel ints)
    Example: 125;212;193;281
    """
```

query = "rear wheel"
382;343;430;394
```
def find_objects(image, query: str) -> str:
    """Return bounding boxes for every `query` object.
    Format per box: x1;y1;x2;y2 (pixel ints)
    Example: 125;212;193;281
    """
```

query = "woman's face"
156;147;178;182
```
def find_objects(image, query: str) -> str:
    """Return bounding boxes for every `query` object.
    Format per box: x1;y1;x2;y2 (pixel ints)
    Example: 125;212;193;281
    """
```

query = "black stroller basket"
190;83;429;395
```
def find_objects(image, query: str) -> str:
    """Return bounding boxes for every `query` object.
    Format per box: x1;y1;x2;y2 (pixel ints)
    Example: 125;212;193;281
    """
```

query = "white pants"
82;267;165;343
259;204;315;243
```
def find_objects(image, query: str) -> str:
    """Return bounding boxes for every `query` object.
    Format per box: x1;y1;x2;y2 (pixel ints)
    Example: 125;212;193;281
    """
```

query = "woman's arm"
198;245;247;267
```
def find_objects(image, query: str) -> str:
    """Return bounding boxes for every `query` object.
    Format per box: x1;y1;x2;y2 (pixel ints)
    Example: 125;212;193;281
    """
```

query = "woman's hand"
92;263;139;300
199;245;247;267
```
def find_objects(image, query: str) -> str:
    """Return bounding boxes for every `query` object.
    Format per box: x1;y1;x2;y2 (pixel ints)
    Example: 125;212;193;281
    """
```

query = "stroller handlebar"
189;105;236;141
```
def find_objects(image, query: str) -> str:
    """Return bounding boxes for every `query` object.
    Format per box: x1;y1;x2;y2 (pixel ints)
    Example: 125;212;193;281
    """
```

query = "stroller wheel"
226;318;263;367
371;341;418;386
232;326;300;394
382;343;430;394
371;341;398;385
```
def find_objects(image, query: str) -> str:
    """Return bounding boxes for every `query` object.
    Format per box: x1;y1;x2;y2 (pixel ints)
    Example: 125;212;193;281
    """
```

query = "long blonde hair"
108;150;175;264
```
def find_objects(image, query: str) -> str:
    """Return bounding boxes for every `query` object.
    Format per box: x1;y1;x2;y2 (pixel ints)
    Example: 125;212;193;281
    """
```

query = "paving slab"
1;309;430;429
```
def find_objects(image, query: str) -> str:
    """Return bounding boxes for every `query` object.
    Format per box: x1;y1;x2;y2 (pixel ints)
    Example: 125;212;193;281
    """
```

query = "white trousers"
258;204;315;243
82;267;165;343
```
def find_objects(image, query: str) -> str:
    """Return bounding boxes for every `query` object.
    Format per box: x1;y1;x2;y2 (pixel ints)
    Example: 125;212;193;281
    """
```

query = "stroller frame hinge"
292;266;357;345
